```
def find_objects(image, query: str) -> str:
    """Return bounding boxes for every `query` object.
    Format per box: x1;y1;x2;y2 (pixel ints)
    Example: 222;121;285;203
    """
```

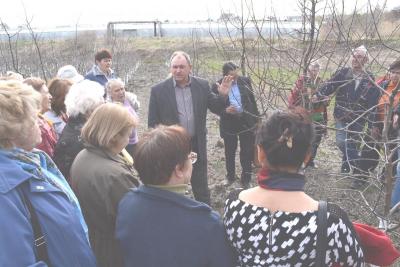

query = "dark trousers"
223;130;255;183
358;141;398;176
190;137;210;205
309;123;325;164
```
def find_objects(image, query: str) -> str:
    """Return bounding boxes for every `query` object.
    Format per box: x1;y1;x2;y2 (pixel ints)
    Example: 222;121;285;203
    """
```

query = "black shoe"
224;175;236;186
306;161;318;169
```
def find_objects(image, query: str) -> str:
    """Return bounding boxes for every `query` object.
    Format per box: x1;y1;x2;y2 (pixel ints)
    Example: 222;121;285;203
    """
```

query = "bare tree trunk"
0;18;20;73
23;9;47;82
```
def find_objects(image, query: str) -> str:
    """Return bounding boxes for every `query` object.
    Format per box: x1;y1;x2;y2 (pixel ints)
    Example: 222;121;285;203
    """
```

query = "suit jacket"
212;76;260;137
148;76;225;160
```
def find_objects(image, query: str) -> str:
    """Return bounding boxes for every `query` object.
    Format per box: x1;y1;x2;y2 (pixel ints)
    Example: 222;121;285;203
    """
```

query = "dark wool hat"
389;58;400;71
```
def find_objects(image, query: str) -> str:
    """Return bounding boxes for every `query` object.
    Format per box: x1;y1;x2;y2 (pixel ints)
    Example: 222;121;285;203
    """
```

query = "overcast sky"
0;0;398;29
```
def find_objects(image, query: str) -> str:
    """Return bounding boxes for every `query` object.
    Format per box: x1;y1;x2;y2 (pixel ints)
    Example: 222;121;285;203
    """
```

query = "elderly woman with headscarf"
0;80;96;266
71;103;140;267
53;79;104;182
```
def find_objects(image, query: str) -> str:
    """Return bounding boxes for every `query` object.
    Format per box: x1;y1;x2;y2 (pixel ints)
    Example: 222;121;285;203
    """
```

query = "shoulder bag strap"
316;200;328;267
18;182;52;266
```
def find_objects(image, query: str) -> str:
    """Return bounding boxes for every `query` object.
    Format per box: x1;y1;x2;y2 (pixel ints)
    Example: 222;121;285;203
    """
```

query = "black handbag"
19;182;52;266
316;200;328;267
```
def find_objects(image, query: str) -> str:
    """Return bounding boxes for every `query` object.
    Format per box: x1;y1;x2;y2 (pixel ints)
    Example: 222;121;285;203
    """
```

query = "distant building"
286;16;303;22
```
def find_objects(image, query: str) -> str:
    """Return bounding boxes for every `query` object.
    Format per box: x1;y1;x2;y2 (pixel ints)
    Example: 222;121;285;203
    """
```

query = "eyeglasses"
189;152;197;164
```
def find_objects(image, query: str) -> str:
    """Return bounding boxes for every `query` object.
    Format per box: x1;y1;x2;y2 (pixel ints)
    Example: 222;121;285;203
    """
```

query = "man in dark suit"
148;51;233;204
212;62;260;188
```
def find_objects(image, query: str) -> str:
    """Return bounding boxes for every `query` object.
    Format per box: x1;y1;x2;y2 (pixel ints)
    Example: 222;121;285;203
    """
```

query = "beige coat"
71;144;139;267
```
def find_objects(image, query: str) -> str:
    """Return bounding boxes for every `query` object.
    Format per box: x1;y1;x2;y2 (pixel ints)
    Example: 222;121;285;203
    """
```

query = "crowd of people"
0;47;400;266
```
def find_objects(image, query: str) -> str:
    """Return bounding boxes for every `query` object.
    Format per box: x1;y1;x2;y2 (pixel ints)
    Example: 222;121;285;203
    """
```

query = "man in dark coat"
317;46;380;188
212;62;259;187
148;51;233;204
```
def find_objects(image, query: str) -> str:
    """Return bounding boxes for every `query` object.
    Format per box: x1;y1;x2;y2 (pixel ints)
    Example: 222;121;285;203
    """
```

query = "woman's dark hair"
133;125;191;185
95;49;112;62
222;62;239;76
256;107;314;168
48;78;72;115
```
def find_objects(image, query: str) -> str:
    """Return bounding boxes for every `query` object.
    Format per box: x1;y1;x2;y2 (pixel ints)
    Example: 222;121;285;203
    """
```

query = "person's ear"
303;149;312;166
257;145;267;166
173;163;185;180
108;135;118;146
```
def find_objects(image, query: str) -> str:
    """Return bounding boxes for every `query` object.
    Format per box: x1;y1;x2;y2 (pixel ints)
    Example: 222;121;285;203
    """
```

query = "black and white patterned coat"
224;191;364;267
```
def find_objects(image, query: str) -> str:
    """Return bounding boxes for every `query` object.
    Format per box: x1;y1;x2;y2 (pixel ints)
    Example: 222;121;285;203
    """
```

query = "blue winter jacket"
116;185;237;267
0;152;97;267
318;67;380;126
85;65;116;87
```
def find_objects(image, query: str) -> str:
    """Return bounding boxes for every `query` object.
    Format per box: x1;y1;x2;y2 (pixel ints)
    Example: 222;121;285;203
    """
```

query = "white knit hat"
57;65;84;83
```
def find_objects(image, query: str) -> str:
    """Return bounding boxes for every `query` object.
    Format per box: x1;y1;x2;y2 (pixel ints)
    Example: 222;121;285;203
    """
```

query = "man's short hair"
134;125;191;185
95;49;112;62
169;51;191;66
222;62;239;76
352;45;369;60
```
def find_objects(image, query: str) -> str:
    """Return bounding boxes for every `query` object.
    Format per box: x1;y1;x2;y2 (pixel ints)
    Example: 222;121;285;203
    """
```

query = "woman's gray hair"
105;78;124;96
308;61;320;69
65;80;105;117
169;51;192;66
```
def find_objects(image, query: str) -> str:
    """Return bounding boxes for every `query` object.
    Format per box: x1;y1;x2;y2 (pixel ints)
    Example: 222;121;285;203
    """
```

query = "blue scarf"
257;167;305;191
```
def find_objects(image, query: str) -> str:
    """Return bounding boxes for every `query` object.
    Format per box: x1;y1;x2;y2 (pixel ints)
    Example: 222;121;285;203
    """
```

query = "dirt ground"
128;48;400;253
